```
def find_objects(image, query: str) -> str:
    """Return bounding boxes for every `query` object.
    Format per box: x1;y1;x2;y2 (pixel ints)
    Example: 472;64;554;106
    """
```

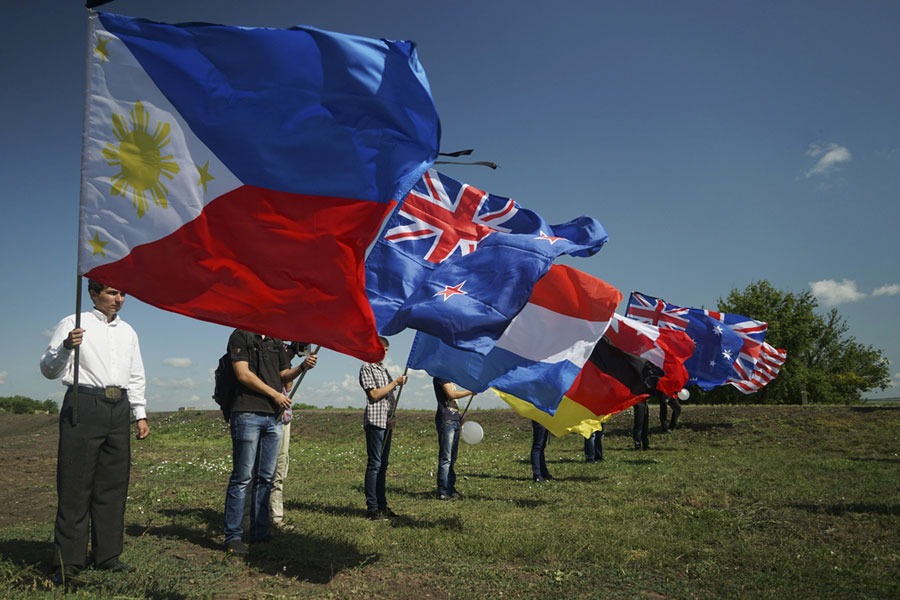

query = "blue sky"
3;0;898;412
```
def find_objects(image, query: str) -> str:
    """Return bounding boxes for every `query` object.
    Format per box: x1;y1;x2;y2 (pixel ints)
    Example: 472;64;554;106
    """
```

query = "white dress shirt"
41;308;147;420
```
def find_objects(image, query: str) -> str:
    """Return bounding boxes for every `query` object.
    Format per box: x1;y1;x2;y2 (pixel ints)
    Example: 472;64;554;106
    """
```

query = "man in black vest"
222;330;315;556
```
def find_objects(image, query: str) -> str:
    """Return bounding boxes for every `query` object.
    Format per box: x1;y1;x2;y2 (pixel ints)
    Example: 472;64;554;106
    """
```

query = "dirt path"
0;414;59;528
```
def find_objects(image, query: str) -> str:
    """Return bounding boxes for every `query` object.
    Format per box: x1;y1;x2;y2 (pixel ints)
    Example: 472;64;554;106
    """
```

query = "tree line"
696;280;890;404
0;395;59;415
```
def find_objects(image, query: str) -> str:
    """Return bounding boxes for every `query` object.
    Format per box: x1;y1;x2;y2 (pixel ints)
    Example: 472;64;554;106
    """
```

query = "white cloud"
0;371;7;384
150;377;197;389
162;357;192;368
804;143;852;178
809;279;866;306
873;284;900;297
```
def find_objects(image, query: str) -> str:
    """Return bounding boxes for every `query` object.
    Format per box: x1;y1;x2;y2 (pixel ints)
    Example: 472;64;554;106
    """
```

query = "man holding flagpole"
359;337;407;520
40;280;149;586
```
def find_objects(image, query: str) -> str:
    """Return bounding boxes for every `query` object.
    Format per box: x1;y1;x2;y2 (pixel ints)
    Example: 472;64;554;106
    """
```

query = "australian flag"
365;169;608;354
625;292;744;390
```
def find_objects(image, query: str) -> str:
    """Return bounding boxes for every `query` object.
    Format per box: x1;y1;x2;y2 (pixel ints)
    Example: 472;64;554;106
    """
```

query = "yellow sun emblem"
102;101;180;218
94;36;111;62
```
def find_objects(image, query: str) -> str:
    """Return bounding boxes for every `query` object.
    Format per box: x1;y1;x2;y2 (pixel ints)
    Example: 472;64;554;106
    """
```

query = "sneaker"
366;510;380;520
225;539;249;557
438;493;451;501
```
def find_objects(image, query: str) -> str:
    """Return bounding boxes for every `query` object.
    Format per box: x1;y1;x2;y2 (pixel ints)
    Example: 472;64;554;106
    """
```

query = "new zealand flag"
365;169;608;354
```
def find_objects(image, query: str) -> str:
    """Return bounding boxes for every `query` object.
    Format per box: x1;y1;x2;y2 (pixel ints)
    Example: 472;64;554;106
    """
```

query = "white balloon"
461;421;484;444
677;388;690;401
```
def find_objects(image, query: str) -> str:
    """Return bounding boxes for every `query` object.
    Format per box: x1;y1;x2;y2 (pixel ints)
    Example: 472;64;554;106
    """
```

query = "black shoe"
378;508;398;518
225;538;249;556
533;476;546;482
450;491;462;499
366;510;380;520
438;493;452;501
95;557;136;572
49;567;80;587
642;446;650;451
632;445;642;451
542;473;554;480
585;458;595;463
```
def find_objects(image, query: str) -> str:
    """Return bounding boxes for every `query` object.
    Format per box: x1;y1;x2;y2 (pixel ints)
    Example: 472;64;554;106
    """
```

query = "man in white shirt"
40;280;149;586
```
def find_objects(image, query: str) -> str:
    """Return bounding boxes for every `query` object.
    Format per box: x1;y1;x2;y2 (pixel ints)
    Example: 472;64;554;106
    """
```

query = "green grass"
1;405;898;599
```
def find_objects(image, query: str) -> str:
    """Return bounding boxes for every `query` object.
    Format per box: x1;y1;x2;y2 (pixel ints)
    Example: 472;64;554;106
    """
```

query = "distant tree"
0;395;60;414
697;280;890;404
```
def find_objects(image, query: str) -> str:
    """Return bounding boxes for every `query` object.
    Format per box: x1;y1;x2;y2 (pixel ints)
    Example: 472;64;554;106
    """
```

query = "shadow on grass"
129;507;375;583
0;538;54;590
240;534;376;583
286;499;465;531
789;503;900;516
0;539;192;599
126;507;222;551
850;406;900;413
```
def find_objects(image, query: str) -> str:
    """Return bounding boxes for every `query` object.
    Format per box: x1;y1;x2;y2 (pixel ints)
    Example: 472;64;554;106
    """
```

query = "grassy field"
0;404;898;599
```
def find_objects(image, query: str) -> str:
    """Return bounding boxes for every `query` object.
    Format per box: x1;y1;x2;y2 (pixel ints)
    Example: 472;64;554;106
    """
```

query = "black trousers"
659;396;682;429
632;401;649;449
54;389;131;569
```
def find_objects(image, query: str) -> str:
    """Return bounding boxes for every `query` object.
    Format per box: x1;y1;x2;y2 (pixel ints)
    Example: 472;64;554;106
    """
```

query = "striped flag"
496;336;665;438
605;314;694;397
728;342;787;393
407;265;621;413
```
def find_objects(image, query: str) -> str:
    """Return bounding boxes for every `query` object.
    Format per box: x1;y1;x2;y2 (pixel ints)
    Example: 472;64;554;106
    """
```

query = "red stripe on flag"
564;361;648;417
527;265;622;321
86;185;392;362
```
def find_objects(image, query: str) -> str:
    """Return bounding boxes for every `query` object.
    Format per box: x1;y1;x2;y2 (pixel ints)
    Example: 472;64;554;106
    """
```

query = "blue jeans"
224;412;282;542
530;421;550;478
436;420;460;496
584;429;604;461
364;424;391;513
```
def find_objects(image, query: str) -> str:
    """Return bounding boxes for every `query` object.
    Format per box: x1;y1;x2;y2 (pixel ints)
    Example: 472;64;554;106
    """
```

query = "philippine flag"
79;12;440;362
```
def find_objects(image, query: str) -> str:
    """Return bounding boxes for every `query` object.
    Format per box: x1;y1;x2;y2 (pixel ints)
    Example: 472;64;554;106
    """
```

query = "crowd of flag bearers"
47;7;786;587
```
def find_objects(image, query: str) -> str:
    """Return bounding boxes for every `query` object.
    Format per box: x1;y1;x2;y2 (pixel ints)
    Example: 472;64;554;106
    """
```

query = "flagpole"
459;392;477;421
70;10;98;427
288;345;320;400
70;277;83;426
382;364;408;463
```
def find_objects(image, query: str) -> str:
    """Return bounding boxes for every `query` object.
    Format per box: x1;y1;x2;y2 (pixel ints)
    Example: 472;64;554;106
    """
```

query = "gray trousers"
53;390;131;569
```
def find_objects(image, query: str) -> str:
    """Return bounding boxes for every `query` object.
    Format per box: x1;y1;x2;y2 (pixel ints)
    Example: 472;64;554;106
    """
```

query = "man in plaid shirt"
359;336;407;519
